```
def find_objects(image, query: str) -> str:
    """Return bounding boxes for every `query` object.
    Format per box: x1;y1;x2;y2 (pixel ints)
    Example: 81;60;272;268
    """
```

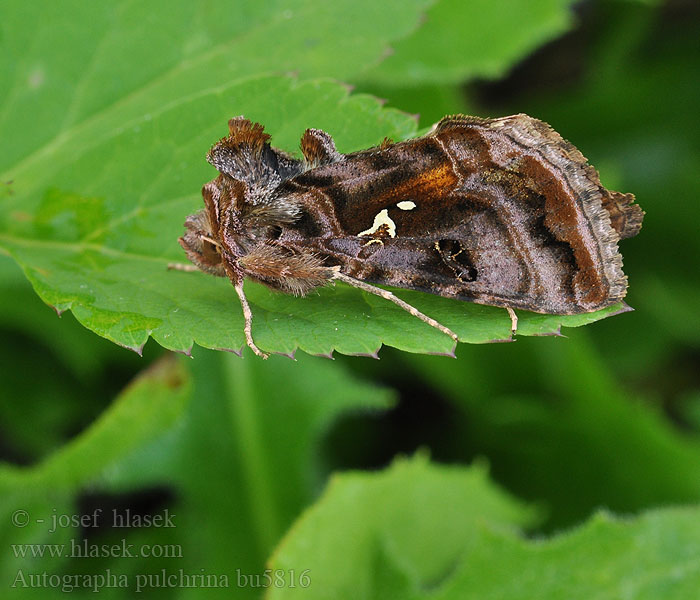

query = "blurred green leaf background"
1;0;699;597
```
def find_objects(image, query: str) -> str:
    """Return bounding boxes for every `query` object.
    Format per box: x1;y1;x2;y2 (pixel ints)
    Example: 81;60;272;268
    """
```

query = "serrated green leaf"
268;455;536;598
268;457;700;599
0;0;434;173
0;253;145;380
360;0;576;86
0;76;624;358
433;508;700;600
0;1;628;358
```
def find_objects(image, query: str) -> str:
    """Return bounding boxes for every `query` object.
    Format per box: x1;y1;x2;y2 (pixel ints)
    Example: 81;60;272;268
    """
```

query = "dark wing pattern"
272;115;643;315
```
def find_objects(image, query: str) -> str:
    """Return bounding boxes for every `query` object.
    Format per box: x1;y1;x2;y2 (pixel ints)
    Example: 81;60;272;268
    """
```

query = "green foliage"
0;355;189;490
361;0;574;85
401;333;700;530
0;350;393;597
269;456;700;599
269;455;534;598
0;354;190;588
2;0;699;598
169;351;395;585
0;0;622;357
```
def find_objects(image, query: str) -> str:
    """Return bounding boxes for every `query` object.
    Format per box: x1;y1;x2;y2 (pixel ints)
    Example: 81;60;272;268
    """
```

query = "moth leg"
300;129;343;169
167;262;201;272
234;281;269;359
507;307;518;336
239;244;332;296
333;271;459;346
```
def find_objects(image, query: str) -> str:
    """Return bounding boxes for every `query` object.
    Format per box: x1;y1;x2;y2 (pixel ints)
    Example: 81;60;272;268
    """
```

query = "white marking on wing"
357;209;397;238
396;200;416;210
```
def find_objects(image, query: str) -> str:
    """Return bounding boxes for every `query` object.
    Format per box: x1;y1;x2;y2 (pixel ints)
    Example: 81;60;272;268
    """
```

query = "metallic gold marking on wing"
358;209;397;238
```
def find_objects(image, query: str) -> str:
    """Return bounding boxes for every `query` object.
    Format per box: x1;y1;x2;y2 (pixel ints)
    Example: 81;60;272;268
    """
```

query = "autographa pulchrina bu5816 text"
173;115;643;357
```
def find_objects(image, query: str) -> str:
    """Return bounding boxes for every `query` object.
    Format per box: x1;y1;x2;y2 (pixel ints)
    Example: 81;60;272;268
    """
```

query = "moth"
173;115;643;358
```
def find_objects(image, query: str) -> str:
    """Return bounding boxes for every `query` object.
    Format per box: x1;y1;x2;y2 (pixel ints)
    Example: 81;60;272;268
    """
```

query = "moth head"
178;209;226;276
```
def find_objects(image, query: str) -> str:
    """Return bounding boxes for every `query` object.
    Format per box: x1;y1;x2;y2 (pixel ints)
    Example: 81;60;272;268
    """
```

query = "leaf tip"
173;345;194;358
427;344;457;358
337;80;355;95
47;300;72;317
274;349;297;361
611;301;634;317
214;346;244;357
115;339;146;356
348;346;381;360
532;326;563;338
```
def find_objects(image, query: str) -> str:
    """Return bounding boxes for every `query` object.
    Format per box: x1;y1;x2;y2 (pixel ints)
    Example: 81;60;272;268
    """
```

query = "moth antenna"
200;235;221;248
332;271;459;347
168;263;201;273
234;281;269;359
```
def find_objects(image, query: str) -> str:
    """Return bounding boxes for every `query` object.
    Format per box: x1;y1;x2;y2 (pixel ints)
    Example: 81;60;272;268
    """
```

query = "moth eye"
436;239;478;282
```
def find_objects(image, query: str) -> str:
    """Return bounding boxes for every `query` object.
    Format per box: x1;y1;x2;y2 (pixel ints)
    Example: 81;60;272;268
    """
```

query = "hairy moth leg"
168;262;268;357
507;307;518;335
234;281;268;359
333;271;459;348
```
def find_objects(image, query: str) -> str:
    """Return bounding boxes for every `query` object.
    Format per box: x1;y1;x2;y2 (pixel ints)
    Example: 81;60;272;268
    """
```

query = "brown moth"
173;115;643;358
